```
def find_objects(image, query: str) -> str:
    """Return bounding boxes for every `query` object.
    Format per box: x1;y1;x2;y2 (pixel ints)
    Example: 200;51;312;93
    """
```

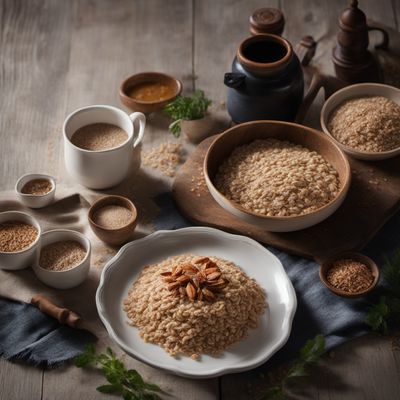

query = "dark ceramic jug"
224;34;304;123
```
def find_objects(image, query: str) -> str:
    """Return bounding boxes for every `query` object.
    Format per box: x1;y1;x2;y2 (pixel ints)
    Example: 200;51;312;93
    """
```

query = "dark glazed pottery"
224;34;304;123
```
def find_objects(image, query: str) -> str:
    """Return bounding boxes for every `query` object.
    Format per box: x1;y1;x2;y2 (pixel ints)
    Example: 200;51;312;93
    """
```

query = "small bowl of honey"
119;72;182;114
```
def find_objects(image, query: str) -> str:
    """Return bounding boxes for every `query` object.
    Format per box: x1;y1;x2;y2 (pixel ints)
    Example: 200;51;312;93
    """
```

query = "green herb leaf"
298;334;325;364
366;296;389;333
97;384;123;394
259;334;325;400
74;344;164;399
74;344;96;367
164;90;211;137
383;251;400;296
365;249;400;334
259;386;285;400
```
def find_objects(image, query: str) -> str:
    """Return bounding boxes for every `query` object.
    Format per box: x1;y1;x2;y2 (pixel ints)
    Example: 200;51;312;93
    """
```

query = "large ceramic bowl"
320;83;400;161
204;120;351;232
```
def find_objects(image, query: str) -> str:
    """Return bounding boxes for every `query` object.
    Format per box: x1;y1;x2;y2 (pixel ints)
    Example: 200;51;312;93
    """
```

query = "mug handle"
129;112;146;148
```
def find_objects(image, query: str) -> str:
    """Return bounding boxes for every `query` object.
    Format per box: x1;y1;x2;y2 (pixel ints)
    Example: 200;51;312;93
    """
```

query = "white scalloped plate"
96;227;297;378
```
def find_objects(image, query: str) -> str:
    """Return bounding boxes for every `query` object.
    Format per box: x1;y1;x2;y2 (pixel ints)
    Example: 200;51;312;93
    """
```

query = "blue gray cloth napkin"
0;296;96;367
154;192;395;363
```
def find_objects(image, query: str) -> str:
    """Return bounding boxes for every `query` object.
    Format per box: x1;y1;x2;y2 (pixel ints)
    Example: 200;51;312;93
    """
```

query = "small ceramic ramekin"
33;229;91;289
319;252;380;298
0;211;42;270
88;195;138;245
15;173;56;209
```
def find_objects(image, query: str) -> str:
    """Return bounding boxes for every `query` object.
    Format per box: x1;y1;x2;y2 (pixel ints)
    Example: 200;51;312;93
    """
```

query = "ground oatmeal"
92;205;133;229
71;123;128;151
21;178;53;195
123;254;266;359
214;139;339;217
328;96;400;152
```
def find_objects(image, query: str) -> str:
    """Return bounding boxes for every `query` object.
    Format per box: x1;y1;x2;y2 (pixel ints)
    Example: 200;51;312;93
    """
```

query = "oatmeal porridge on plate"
96;227;296;378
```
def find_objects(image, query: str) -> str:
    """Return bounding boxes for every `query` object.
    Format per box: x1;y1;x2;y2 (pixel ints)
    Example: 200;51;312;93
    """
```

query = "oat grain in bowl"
214;139;339;217
21;178;53;195
327;259;374;294
123;254;267;359
328;96;400;152
39;240;86;271
0;221;38;252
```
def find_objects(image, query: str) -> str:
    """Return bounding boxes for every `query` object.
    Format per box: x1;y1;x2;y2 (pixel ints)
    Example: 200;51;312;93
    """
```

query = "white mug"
63;105;146;189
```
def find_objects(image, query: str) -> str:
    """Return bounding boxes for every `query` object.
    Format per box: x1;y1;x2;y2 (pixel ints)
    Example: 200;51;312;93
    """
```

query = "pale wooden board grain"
1;0;400;399
0;0;72;189
0;359;42;400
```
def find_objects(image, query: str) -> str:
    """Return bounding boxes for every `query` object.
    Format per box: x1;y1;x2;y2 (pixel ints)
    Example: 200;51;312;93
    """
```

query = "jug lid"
250;8;285;36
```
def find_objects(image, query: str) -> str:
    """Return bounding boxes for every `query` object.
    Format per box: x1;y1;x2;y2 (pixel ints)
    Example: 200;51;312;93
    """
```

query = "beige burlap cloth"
0;184;161;338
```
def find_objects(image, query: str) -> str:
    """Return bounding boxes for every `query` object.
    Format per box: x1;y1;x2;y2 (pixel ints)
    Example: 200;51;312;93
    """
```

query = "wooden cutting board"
172;135;400;259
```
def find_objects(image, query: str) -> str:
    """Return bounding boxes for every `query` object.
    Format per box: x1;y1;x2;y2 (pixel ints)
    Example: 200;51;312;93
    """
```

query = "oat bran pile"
328;96;400;152
123;254;267;359
214;138;339;217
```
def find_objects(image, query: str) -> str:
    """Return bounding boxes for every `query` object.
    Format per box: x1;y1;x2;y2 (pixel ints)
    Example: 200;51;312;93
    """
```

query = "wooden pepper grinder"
332;0;389;83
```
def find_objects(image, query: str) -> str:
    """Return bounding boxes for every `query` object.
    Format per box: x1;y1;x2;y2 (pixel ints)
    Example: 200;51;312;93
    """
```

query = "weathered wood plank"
0;0;72;189
0;359;42;400
0;1;72;398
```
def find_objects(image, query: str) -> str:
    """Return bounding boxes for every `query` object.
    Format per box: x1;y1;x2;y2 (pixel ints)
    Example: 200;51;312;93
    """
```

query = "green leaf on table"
366;296;389;333
143;383;163;392
383;251;400;296
97;384;123;394
74;343;96;367
298;334;325;364
74;344;165;399
259;334;325;400
259;386;285;400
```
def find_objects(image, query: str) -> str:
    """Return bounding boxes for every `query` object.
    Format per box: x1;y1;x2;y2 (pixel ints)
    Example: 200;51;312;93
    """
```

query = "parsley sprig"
164;90;211;137
366;250;400;333
260;334;325;400
74;344;165;400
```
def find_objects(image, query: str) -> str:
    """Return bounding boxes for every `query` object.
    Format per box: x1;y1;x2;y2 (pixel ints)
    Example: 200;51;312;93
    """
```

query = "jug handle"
295;73;347;124
224;73;246;88
129;112;146;148
367;25;389;50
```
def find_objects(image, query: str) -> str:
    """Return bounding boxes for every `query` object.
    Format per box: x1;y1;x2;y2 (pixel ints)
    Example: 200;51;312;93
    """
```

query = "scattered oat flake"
142;142;182;177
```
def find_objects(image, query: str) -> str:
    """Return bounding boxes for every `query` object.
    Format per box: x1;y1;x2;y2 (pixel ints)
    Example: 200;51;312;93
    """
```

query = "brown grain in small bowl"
119;72;182;114
319;252;379;298
88;195;137;246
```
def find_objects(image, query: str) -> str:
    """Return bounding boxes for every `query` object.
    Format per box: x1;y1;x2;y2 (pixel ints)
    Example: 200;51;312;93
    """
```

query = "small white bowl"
33;229;91;289
15;173;56;208
0;211;41;270
321;83;400;161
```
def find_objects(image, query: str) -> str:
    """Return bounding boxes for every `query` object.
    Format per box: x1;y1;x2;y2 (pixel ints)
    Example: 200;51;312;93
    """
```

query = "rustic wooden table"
1;0;400;399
